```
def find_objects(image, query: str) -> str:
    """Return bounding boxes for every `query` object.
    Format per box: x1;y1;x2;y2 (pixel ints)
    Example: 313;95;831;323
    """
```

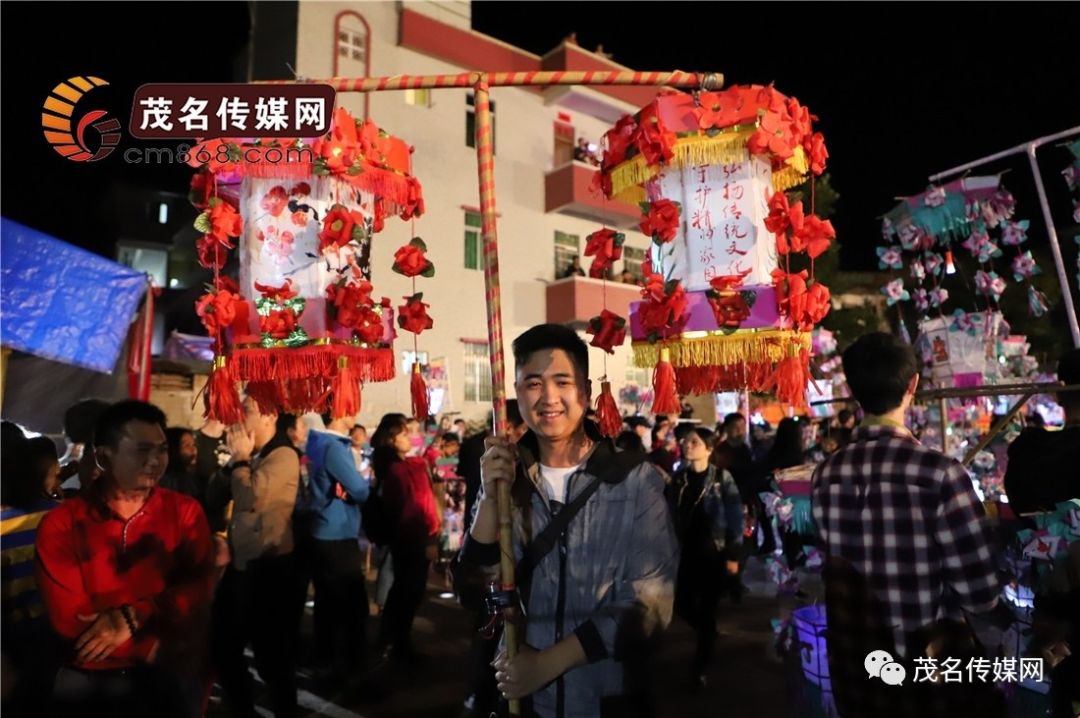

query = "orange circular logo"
42;76;120;162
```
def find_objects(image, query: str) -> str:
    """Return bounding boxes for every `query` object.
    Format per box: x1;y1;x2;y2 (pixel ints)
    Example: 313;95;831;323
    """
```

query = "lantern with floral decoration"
594;85;832;410
188;106;424;422
881;175;1051;388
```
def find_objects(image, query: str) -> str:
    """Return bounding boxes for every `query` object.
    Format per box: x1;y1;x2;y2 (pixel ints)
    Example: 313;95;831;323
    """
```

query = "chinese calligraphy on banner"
649;155;777;291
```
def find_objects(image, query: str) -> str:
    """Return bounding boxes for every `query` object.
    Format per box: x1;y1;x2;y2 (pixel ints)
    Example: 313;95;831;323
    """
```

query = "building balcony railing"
545;275;642;329
544;161;641;229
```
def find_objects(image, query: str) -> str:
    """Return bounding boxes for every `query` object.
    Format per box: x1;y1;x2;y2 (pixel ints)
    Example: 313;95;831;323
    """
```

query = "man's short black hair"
454;419;466;426
837;408;854;424
352;424;367;434
512;323;589;384
842;332;919;416
723;412;745;430
93;401;167;449
624;416;651;430
441;432;461;445
64;398;110;444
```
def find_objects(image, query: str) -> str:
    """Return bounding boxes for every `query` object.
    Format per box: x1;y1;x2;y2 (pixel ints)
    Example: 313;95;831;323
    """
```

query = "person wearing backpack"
303;411;371;689
458;324;679;718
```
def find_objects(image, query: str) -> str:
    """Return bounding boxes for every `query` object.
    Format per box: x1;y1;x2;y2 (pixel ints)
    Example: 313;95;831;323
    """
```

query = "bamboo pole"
262;70;721;93
471;74;519;718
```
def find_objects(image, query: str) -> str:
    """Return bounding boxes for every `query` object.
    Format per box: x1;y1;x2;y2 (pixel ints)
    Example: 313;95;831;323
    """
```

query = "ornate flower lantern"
595;85;832;409
189;107;424;422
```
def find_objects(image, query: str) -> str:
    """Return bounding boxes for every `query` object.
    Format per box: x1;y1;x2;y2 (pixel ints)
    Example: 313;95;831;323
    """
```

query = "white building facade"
278;1;662;427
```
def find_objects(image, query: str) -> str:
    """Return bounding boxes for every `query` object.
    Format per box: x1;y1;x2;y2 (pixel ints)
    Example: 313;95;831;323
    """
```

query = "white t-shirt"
539;463;582;503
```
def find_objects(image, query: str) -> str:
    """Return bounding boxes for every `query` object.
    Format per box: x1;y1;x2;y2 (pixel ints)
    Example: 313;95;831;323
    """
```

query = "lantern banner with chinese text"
596;86;830;408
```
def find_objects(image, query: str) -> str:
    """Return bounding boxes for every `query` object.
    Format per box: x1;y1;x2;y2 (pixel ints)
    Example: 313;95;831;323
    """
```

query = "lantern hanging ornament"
595;85;833;409
189;106;425;420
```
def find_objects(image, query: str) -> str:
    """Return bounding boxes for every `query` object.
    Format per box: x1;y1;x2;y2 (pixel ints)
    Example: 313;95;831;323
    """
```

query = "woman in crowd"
371;414;441;665
669;427;743;689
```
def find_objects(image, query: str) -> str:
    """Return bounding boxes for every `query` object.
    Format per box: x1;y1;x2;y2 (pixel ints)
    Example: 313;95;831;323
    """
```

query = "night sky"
4;2;1079;273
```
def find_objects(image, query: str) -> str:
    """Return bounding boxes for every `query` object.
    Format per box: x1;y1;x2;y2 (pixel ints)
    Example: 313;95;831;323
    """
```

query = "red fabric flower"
254;279;298;303
638;272;688;340
393;242;432;278
586;309;627;354
260;185;288;217
260;309;297;340
756;85;788;115
354;306;386;345
584;229;625;278
603;114;637;168
804;132;828;176
772;269;808;321
773;201;805;256
631;108;676;166
208;201;242;242
397;294;433;335
764;191;792;235
196;235;230;270
319;205;364;254
590;169;613;198
195;289;241;336
803;281;831;327
639;199;681;244
695;88;748;132
189;172;212;209
747;111;795;161
327;279;375;329
400;177;425;220
785;97;813;145
791;215;835;259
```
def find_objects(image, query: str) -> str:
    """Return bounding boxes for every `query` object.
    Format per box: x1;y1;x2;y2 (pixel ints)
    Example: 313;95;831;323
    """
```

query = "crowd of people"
1;325;1077;718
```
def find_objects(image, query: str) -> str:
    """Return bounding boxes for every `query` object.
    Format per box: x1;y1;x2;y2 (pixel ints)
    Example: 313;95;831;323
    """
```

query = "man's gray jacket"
459;423;678;718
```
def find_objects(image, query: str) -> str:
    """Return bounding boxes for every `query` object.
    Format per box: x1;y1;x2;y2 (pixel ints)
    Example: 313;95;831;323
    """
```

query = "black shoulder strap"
515;450;643;607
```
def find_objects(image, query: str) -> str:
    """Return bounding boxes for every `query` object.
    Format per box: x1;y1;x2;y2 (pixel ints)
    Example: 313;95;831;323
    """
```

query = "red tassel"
594;381;622;438
410;361;429;420
332;356;361;419
650;347;681;416
771;351;810;410
205;355;244;425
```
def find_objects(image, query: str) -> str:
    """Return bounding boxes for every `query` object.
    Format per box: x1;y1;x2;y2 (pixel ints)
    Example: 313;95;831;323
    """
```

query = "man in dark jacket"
459;324;677;718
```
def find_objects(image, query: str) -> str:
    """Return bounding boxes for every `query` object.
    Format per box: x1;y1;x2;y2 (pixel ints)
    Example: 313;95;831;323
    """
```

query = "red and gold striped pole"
263;69;722;93
472;73;520;717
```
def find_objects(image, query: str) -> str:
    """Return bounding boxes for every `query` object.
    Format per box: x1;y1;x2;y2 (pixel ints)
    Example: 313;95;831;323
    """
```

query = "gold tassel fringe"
631;329;811;369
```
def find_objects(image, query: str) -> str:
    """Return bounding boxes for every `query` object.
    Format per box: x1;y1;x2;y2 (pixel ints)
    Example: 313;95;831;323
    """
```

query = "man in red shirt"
35;400;214;717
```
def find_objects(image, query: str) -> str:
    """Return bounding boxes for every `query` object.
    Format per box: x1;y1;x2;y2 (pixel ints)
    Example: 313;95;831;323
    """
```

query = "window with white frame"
463;342;492;403
464;211;484;270
554;231;580;278
623;246;646;280
337;25;366;63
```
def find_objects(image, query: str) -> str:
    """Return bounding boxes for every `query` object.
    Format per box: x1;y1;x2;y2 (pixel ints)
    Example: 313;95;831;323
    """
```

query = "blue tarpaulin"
1;218;147;373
